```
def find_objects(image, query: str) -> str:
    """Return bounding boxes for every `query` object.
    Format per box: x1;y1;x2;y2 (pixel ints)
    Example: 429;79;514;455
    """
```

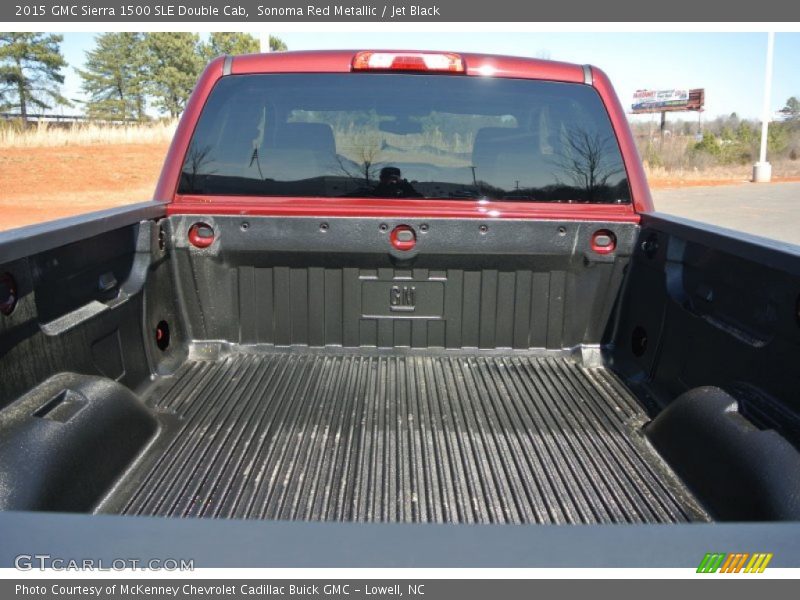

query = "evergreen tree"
198;33;288;62
78;32;148;121
269;35;288;52
780;97;800;121
199;32;259;62
0;33;68;117
143;32;203;118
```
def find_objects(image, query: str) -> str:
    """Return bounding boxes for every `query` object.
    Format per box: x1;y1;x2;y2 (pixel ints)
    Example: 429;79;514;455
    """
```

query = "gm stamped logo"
697;552;773;573
389;284;416;312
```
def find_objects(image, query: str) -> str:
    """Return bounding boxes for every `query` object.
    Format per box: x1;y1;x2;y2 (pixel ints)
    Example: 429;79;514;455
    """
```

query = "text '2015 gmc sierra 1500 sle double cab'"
1;50;799;565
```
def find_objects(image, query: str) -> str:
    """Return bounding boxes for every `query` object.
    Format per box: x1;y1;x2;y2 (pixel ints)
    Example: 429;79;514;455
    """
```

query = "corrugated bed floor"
107;350;708;524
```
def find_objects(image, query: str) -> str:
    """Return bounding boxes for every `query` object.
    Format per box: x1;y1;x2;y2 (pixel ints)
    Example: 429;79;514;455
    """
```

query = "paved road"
652;181;800;246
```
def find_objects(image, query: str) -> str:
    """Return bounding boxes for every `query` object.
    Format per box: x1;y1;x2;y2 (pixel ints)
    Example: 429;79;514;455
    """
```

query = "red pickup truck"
0;50;798;566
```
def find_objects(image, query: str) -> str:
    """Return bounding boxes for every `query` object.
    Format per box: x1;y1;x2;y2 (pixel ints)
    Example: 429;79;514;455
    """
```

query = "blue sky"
57;31;799;121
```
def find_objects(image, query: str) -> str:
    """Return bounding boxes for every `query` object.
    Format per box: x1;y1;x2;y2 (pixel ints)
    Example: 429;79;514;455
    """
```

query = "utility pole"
753;32;775;183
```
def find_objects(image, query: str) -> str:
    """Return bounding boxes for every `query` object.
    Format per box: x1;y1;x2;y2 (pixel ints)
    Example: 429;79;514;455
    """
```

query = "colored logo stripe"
720;553;750;573
697;552;773;573
745;553;773;573
697;553;726;573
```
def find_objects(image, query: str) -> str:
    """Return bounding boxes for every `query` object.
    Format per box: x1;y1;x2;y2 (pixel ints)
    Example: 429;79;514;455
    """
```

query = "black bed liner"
100;348;708;524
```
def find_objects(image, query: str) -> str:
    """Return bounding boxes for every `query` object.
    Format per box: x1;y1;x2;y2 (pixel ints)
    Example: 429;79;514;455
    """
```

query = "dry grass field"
2;120;799;232
0;119;176;148
646;165;800;189
0;121;174;230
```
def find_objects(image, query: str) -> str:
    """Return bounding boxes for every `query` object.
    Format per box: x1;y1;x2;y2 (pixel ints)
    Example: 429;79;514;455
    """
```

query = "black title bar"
4;0;800;22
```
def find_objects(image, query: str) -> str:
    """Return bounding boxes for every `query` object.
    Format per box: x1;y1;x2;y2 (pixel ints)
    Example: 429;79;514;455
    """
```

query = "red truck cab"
158;50;653;220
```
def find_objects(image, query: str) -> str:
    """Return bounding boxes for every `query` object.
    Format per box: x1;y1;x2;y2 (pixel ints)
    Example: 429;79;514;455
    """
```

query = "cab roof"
226;50;588;84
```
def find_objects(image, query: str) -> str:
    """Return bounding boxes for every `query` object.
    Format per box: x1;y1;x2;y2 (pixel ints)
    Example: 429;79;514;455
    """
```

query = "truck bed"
100;347;708;524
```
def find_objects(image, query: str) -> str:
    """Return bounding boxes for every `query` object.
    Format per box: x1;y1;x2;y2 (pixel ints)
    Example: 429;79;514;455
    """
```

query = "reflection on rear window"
179;73;630;203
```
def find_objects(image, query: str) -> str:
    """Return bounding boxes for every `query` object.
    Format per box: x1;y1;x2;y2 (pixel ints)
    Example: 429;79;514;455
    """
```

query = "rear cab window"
179;73;631;204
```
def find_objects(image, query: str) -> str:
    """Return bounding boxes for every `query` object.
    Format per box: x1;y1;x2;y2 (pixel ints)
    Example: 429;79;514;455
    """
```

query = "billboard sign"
632;89;691;112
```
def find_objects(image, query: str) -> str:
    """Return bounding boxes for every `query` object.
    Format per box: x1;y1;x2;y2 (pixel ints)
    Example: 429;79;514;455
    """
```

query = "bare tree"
183;143;214;191
550;127;624;201
336;132;384;185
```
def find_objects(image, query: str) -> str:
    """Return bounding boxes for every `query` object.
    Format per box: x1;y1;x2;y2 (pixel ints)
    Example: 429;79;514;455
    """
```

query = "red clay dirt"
2;144;798;232
1;143;167;231
647;175;800;190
